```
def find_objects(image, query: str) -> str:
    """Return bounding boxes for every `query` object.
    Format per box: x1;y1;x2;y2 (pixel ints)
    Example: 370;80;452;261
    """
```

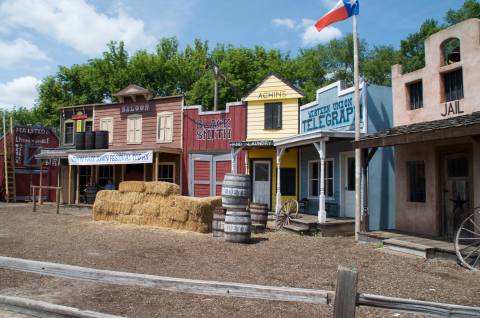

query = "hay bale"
143;193;176;207
119;181;146;193
144;182;180;196
167;207;189;222
96;190;122;201
131;202;162;217
174;196;221;223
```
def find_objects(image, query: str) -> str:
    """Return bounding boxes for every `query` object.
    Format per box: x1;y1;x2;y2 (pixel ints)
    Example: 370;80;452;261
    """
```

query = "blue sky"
0;0;468;109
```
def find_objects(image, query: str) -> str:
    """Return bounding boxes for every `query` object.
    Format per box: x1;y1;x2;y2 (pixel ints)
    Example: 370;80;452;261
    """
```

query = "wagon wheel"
455;207;480;271
276;199;299;229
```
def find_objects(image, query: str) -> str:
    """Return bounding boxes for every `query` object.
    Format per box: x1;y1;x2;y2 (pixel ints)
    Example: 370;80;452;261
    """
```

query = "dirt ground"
0;203;479;318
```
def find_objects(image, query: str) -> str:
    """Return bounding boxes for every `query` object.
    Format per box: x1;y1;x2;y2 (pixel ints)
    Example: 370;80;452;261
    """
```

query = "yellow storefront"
233;73;304;212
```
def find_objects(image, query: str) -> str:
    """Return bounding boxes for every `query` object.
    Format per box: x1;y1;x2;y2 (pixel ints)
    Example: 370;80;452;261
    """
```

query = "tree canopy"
3;0;479;130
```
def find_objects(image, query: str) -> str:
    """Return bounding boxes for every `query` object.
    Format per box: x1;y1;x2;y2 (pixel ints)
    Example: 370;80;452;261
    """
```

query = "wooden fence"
0;256;478;317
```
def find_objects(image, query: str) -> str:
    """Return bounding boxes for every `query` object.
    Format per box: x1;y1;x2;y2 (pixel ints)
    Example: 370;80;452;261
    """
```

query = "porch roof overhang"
353;111;480;149
274;130;355;149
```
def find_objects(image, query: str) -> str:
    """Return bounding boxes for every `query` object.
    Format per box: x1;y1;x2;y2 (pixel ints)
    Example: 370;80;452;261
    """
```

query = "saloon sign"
300;88;363;134
196;118;232;140
121;103;151;114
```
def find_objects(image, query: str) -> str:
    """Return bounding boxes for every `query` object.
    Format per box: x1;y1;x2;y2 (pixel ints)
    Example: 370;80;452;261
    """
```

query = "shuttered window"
157;112;173;143
99;117;114;144
127;115;142;144
264;102;282;129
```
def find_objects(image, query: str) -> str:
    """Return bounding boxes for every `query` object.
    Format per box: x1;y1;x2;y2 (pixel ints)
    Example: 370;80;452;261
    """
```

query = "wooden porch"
267;213;355;236
359;230;458;261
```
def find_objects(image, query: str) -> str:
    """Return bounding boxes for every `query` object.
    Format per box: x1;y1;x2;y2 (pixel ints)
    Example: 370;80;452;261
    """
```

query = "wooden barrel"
212;207;226;237
221;174;251;209
249;202;268;228
95;130;109;149
84;131;95;149
224;209;251;243
75;132;85;150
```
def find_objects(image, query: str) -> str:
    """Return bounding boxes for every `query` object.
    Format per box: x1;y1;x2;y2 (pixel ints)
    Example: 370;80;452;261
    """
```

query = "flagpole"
353;14;361;242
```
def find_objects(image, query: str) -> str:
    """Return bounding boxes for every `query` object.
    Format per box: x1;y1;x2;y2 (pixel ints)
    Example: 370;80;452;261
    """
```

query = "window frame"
407;160;426;203
99;117;114;145
84;119;93;132
63;120;75;145
407;80;423;110
443;68;464;103
127;114;142;145
158;162;175;183
264;102;282;130
156;112;174;143
308;159;334;200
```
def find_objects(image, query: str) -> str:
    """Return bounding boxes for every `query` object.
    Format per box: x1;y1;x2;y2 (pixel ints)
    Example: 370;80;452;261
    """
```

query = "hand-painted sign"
121;103;151;114
300;87;363;134
68;150;153;166
72;113;88;120
441;100;463;117
14;126;58;167
196;118;232;140
257;91;287;100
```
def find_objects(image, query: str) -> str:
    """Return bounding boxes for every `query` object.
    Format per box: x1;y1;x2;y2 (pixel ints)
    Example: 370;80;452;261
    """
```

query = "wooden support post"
143;163;147;181
121;165;125;181
56;188;60;214
38;162;43;205
3;111;9;203
68;165;72;205
275;147;285;216
75;166;80;205
361;149;369;232
32;187;36;212
334;266;358;318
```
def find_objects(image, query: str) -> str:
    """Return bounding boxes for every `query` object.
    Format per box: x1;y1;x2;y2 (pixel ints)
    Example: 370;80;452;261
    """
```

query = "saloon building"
38;85;183;204
355;19;480;239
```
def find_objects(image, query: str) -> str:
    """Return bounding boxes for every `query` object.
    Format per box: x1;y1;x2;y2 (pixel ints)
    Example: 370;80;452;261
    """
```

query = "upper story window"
157;112;173;143
264;102;282;130
99;117;114;144
127;114;142;144
443;68;464;102
408;81;423;110
85;120;93;132
441;38;461;66
64;121;74;145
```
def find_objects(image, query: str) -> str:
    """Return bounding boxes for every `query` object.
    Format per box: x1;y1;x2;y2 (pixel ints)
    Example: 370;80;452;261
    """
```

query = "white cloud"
0;0;155;56
0;76;41;109
301;25;342;47
0;38;49;69
272;18;296;29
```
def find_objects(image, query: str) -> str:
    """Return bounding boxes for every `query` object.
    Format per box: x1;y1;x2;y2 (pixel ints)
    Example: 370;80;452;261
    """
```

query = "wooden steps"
383;238;435;258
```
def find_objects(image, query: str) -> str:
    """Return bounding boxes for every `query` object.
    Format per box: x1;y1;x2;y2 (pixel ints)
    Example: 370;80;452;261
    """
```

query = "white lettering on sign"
121;103;151;114
257;91;287;99
196;118;232;140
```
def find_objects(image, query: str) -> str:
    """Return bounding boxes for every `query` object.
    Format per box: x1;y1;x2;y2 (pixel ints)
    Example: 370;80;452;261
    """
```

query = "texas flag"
315;0;359;32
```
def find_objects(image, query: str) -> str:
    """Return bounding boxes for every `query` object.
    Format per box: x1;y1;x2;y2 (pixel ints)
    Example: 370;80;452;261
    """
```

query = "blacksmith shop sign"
196;118;232;140
121;103;151;114
300;88;363;134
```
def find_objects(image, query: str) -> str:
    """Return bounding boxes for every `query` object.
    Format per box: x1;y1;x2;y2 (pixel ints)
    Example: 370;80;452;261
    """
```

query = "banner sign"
196;118;232;140
68;150;153;166
300;87;363;134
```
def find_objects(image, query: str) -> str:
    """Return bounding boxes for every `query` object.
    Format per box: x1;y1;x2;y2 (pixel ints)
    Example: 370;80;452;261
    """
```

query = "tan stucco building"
356;19;480;239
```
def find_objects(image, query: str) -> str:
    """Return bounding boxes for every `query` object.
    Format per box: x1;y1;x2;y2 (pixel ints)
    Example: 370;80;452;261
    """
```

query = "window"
157;112;173;143
98;166;114;187
408;81;423;110
158;163;175;183
127;115;142;144
280;168;296;196
100;117;114;144
264;102;282;130
84;120;93;132
308;160;334;199
443;68;464;102
407;161;426;203
64;121;74;145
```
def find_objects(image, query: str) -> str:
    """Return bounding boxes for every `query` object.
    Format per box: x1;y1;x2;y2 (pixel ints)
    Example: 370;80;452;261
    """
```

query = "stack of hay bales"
93;181;221;233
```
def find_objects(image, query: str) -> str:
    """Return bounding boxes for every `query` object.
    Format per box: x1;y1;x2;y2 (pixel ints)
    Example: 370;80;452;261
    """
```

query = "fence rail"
0;256;478;317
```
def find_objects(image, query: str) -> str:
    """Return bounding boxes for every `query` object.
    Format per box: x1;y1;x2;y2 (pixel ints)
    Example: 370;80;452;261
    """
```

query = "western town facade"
356;18;480;239
38;85;183;205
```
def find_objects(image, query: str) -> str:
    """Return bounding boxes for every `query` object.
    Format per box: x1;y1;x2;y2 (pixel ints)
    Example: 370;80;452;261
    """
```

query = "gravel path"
0;204;479;317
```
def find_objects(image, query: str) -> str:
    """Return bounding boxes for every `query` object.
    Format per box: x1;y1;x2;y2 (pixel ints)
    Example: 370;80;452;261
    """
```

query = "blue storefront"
274;81;395;230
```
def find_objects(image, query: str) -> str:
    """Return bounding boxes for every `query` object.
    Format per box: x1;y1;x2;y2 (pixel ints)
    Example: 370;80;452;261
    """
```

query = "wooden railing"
31;185;62;214
0;256;478;317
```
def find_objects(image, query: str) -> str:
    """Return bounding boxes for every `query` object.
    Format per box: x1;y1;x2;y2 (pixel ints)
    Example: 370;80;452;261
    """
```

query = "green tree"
444;0;480;26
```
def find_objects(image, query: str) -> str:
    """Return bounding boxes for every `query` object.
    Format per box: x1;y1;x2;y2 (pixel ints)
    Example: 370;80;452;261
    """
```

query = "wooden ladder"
3;117;15;203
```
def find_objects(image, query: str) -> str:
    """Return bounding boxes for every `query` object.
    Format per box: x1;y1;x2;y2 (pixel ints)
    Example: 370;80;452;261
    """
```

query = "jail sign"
300;85;363;134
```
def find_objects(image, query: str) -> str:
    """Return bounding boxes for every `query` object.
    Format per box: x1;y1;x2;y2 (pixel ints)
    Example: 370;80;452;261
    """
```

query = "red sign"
72;113;88;120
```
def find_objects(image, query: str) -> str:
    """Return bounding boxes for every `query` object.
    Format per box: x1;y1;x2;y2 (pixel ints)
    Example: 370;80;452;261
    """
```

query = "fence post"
334;266;358;318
